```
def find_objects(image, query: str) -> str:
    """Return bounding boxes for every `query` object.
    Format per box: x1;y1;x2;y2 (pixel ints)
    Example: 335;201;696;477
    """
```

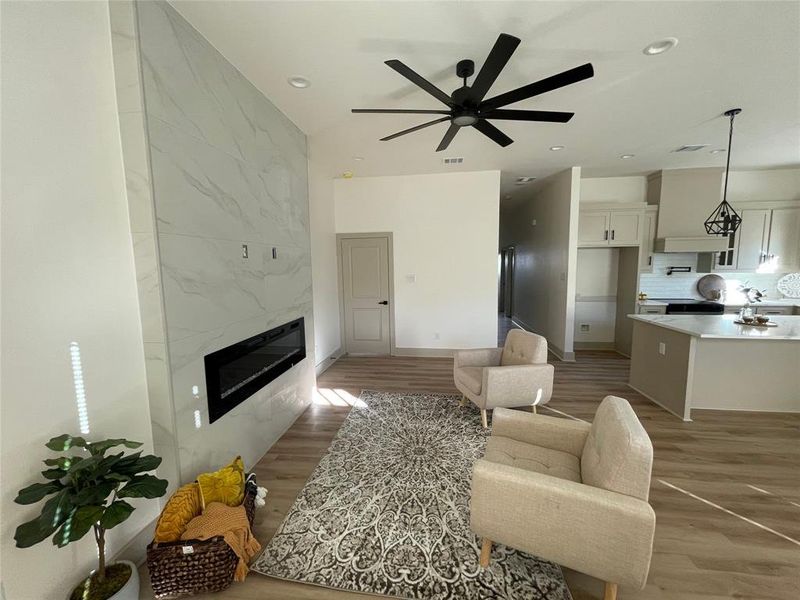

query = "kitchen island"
628;314;800;420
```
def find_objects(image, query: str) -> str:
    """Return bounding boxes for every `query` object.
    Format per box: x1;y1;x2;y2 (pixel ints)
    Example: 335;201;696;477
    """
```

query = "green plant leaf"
41;468;66;480
74;481;117;505
100;500;134;529
14;481;63;505
44;456;82;469
45;435;87;452
124;455;162;474
66;454;103;475
86;438;142;456
104;473;131;482
117;474;168;499
14;491;70;548
53;505;103;547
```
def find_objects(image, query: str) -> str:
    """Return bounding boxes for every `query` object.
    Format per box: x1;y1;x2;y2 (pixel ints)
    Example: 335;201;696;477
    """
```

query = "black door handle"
378;300;388;305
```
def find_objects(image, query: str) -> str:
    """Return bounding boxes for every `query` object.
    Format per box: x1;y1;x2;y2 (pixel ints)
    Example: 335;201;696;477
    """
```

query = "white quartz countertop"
628;314;800;340
637;299;800;308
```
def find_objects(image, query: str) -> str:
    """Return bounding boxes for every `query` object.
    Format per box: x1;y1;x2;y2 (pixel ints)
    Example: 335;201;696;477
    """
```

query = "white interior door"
340;236;391;355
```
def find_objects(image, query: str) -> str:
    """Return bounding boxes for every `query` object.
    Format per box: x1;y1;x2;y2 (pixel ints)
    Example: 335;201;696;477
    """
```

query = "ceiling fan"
352;33;594;152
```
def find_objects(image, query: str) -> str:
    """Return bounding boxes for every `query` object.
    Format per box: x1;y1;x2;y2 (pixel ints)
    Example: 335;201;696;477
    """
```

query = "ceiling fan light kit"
704;108;744;236
352;33;594;152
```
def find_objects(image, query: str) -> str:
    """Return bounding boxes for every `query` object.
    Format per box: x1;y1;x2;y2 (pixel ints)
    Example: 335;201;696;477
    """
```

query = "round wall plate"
776;273;800;298
697;274;725;300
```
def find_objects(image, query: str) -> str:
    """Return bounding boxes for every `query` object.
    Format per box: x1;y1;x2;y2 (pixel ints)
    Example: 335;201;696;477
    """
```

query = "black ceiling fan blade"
481;109;574;123
467;33;521;104
380;116;451;142
436;123;460;152
385;60;454;107
472;119;513;147
480;63;594;111
352;109;451;115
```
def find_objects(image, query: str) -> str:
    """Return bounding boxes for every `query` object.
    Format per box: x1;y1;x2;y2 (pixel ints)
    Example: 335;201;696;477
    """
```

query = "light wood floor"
140;352;800;600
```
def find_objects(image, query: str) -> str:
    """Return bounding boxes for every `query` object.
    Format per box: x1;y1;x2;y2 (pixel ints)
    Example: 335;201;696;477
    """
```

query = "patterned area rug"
251;391;572;600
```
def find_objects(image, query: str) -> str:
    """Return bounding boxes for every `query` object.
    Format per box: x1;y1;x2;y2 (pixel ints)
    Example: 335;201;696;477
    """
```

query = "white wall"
308;144;342;367
575;249;619;343
334;171;500;351
501;168;581;359
0;2;158;598
580;175;646;204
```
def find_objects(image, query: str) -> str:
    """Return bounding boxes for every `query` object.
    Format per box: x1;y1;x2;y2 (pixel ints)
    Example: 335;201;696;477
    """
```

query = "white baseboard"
393;347;456;358
627;383;691;421
315;346;342;376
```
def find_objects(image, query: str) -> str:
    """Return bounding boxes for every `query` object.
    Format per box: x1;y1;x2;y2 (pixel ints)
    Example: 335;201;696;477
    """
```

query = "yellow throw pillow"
197;456;245;508
153;483;202;542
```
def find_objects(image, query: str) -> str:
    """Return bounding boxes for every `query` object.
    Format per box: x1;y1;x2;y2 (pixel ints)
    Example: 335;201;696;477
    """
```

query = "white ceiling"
171;1;800;201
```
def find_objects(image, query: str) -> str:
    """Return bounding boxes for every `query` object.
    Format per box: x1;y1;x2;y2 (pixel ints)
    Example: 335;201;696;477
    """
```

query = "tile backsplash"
639;253;792;303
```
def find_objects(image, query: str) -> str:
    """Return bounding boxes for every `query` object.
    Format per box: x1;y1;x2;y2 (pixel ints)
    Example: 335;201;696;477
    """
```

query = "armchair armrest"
492;407;590;457
482;364;554;409
454;347;502;368
471;460;655;589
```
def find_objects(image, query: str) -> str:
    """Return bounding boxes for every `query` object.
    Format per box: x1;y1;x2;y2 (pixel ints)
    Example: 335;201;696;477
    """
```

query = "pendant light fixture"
704;108;743;236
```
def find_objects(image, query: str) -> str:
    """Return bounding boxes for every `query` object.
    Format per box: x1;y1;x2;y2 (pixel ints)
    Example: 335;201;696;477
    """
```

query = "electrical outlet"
658;342;666;356
580;324;590;332
241;244;248;259
434;332;440;340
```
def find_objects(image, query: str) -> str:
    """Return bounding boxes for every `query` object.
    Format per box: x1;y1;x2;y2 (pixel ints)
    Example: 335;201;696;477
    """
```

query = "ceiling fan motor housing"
456;59;475;79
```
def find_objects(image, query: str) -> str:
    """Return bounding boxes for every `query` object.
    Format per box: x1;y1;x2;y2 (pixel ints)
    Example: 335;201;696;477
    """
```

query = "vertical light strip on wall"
69;342;90;434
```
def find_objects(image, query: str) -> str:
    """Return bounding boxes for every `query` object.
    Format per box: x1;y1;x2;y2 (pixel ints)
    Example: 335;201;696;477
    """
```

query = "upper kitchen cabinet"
578;204;643;247
701;203;800;272
639;206;658;272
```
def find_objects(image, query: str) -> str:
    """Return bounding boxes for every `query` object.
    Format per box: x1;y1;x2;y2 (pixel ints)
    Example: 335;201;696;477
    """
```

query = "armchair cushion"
454;347;502;368
485;436;581;483
492;407;591;457
455;366;483;395
581;396;653;501
501;329;548;366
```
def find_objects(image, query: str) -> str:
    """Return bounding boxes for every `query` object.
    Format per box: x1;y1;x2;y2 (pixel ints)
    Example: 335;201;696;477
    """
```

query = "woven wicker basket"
146;476;257;598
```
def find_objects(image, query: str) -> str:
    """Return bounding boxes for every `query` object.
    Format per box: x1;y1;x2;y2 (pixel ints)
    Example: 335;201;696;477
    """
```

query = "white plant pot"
67;560;139;600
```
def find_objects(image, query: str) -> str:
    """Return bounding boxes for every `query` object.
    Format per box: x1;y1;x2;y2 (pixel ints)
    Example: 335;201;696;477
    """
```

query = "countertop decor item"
776;273;800;298
13;435;168;600
697;274;725;300
704;108;743;236
735;319;778;327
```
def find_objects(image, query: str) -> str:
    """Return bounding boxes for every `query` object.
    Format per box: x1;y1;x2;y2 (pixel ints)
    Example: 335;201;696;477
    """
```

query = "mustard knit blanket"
181;502;261;581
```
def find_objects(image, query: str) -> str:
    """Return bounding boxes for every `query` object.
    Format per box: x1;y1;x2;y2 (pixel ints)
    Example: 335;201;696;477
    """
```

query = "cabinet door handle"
611;229;615;240
604;230;608;241
648;256;652;266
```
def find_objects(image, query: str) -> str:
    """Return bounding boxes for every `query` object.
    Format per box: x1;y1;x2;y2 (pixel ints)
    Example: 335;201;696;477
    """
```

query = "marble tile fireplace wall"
110;0;314;491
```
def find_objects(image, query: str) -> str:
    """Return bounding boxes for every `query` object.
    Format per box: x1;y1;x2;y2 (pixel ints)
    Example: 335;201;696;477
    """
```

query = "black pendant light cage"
704;108;743;236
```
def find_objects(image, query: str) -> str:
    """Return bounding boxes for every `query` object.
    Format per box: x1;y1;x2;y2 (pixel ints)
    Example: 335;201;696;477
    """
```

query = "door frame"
500;245;515;317
336;232;396;356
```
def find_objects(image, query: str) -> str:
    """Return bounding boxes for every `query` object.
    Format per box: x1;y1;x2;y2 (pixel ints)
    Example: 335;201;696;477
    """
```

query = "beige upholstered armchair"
470;396;655;600
454;329;553;428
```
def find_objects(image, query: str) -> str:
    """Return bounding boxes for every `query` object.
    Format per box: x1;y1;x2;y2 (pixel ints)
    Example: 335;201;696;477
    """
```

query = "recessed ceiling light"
287;76;311;89
516;176;536;183
353;156;364;161
620;154;635;159
643;37;678;56
549;146;565;151
710;148;727;154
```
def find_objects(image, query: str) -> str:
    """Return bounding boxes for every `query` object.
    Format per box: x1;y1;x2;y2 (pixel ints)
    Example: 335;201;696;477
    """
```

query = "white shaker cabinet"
578;206;643;248
736;208;771;271
736;206;800;271
767;207;800;271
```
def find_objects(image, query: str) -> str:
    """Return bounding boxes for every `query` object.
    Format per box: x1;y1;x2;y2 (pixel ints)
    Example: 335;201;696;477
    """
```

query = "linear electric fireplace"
204;318;306;423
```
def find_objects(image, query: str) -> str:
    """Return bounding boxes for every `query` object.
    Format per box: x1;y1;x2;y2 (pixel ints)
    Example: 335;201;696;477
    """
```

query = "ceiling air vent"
673;144;708;152
443;157;464;165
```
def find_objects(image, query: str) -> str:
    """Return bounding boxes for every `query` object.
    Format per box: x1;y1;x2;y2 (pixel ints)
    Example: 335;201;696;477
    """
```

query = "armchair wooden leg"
460;394;467;407
479;538;492;567
604;582;617;600
531;404;537;414
480;409;488;429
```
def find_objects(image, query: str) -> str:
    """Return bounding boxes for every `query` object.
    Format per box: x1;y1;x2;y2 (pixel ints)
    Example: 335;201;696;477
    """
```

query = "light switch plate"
658;342;666;356
406;274;416;283
580;324;590;332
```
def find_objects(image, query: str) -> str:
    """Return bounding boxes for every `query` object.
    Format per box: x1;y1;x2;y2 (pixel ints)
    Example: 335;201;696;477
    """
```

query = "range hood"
647;168;730;253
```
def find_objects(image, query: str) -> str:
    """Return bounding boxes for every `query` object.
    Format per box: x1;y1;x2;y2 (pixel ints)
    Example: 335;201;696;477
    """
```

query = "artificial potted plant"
14;434;168;600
